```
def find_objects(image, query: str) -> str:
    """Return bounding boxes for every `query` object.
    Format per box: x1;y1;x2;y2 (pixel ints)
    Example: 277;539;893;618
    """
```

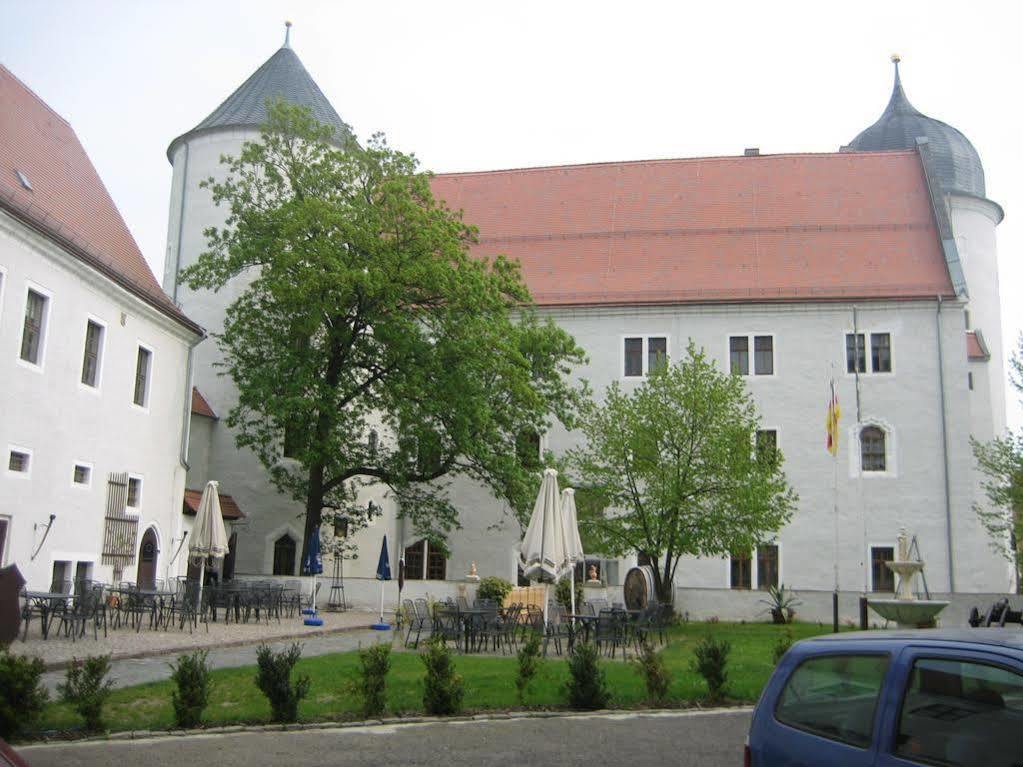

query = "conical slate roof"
847;58;985;198
167;36;350;161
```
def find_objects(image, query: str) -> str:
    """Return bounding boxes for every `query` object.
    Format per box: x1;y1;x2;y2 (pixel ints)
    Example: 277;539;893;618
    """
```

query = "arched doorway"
137;528;158;589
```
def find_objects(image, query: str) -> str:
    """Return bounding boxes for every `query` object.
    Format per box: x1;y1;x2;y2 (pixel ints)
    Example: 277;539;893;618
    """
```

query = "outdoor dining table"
458;607;498;653
21;591;71;640
107;586;176;630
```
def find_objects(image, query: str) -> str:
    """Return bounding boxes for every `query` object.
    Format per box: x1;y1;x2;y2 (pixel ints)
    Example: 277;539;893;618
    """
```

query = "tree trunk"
299;461;325;569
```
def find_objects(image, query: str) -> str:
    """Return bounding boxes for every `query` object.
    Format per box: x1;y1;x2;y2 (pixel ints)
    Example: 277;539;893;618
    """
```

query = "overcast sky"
3;0;1021;425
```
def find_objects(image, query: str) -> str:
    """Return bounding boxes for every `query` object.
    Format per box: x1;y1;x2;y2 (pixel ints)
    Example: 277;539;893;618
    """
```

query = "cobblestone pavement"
7;609;395;691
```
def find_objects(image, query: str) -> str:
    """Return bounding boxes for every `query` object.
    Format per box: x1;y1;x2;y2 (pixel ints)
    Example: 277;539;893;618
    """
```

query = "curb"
20;705;755;747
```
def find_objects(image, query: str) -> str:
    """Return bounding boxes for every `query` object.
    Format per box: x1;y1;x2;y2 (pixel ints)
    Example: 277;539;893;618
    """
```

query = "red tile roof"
966;331;990;361
0;64;201;334
191;387;218;419
183;489;245;520
431;151;954;307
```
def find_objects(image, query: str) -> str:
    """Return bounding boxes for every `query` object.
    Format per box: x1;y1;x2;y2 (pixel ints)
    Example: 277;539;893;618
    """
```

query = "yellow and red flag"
825;380;840;456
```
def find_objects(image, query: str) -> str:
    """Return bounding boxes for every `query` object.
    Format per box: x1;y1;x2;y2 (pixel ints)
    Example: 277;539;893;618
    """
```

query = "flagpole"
830;372;840;634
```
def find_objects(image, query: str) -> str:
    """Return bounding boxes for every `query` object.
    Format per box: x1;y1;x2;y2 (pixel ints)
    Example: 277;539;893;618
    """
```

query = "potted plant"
760;584;802;624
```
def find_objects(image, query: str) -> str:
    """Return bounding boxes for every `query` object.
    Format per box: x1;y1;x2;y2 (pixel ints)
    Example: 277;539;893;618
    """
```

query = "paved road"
40;628;396;693
21;709;752;767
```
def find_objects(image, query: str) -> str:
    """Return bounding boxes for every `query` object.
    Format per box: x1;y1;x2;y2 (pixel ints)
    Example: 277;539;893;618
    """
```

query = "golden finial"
891;53;901;64
284;20;293;48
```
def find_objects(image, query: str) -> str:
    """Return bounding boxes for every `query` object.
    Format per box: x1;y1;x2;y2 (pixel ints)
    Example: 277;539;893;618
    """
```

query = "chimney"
744;147;760;157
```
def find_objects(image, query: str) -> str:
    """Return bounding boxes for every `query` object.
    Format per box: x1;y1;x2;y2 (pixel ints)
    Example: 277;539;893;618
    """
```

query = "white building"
0;64;205;591
166;38;1010;615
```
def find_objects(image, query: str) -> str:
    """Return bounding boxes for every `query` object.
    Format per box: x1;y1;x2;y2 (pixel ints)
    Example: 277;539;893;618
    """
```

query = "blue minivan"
746;629;1023;766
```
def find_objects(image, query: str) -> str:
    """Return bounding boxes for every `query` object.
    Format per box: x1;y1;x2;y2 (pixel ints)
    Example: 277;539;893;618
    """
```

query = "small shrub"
690;635;731;702
772;629;795;665
255;643;310;723
565;641;610;710
59;654;113;732
515;632;543;705
633;638;672;704
421;637;463;715
475;576;514;605
355;643;391;718
555;578;584;611
0;649;49;738
169;650;212;728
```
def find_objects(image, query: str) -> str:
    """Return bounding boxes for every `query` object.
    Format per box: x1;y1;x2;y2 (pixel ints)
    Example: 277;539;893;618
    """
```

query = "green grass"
33;621;836;736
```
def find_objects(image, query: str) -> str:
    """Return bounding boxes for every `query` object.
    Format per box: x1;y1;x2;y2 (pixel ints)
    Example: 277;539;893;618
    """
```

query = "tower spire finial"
284;20;293;49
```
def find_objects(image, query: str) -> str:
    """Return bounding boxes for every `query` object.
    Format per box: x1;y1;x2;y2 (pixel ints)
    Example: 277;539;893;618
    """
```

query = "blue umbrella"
301;529;323;623
376;535;392;580
371;535;392;630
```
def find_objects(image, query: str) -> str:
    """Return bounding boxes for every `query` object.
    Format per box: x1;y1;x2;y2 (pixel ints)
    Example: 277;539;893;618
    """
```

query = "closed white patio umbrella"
560;488;585;619
520;468;568;628
189;480;230;610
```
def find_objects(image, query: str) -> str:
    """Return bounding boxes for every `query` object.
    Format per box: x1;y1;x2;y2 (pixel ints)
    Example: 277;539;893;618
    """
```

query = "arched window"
861;426;886;472
273;534;296;575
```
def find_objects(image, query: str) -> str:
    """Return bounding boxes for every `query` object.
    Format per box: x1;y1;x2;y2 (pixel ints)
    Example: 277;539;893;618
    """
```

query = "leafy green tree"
182;102;585;561
973;337;1023;592
567;343;797;603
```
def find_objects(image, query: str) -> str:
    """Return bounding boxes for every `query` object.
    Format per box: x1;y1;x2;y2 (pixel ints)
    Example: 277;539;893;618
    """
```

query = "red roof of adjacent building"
966;331;990;361
183;489;245;520
0;64;201;334
191;387;218;419
430;151;954;307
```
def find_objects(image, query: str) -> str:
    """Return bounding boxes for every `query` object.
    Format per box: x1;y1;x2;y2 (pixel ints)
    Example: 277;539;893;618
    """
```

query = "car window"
895;657;1023;767
775;653;888;748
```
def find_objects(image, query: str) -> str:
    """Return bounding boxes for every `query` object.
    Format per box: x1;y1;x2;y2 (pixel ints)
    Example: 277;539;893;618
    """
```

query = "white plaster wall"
541;299;1008;595
0;211;199;590
951;194;1006;436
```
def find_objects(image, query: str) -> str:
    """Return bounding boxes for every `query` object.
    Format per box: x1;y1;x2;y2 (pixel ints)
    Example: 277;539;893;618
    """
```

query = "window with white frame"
623;336;668;377
846;332;892;374
7;447;30;475
20;288;48;365
126;476;142;509
80;320;104;387
860;426;886;472
133;346;152;407
73;463;92;486
730;335;773;376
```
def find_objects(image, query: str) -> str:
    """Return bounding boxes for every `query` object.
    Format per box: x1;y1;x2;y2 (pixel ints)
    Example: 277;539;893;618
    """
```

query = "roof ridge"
0;62;71;127
433;149;920;179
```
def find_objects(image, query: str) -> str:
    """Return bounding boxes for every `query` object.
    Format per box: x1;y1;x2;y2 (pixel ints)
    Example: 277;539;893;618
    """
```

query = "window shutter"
102;472;139;569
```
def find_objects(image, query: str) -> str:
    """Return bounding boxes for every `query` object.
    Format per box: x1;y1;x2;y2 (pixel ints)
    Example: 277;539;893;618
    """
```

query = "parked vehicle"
746;629;1023;766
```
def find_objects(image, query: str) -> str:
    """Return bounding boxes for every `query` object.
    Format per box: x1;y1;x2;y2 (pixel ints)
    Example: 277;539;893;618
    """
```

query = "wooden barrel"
623;565;656;610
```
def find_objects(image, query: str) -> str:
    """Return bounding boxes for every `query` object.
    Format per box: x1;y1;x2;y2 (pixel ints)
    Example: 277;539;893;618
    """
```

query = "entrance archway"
137;528;158;589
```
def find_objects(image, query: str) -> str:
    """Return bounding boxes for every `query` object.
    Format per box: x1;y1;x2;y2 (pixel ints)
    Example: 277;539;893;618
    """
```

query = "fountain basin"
868;599;949;629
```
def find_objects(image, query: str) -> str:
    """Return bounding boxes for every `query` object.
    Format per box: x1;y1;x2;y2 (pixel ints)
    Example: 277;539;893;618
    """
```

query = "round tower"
163;24;352;575
848;56;1006;435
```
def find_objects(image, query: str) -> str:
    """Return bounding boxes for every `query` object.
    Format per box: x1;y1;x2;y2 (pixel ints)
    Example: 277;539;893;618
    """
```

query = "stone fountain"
867;528;949;629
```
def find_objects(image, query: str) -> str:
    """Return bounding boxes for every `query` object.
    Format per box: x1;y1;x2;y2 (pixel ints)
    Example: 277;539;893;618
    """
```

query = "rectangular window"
126;476;142;509
871;546;895;592
757;545;779;590
776;654;889;748
846;333;866;374
624;337;643;377
426;544;447;580
8;450;29;474
729;336;749;375
870;333;891;373
73;464;91;485
20;289;48;364
647;337;667;374
756;429;778;463
753;335;774;375
51;561;72;594
133;346;151;407
81;321;104;387
730;551;751;589
404;540;425;580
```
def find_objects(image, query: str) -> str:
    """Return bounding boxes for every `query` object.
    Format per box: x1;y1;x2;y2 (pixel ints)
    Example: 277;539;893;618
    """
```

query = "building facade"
164;39;1010;610
0;65;205;591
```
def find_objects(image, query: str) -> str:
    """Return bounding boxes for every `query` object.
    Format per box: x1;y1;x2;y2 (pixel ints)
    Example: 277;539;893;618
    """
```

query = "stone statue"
587;564;599;582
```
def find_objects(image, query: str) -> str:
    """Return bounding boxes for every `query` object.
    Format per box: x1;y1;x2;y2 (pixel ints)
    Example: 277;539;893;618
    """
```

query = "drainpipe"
935;296;956;592
179;336;203;471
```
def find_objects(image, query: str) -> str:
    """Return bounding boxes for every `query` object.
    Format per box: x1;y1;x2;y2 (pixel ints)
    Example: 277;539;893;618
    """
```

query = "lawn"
34;621;836;736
